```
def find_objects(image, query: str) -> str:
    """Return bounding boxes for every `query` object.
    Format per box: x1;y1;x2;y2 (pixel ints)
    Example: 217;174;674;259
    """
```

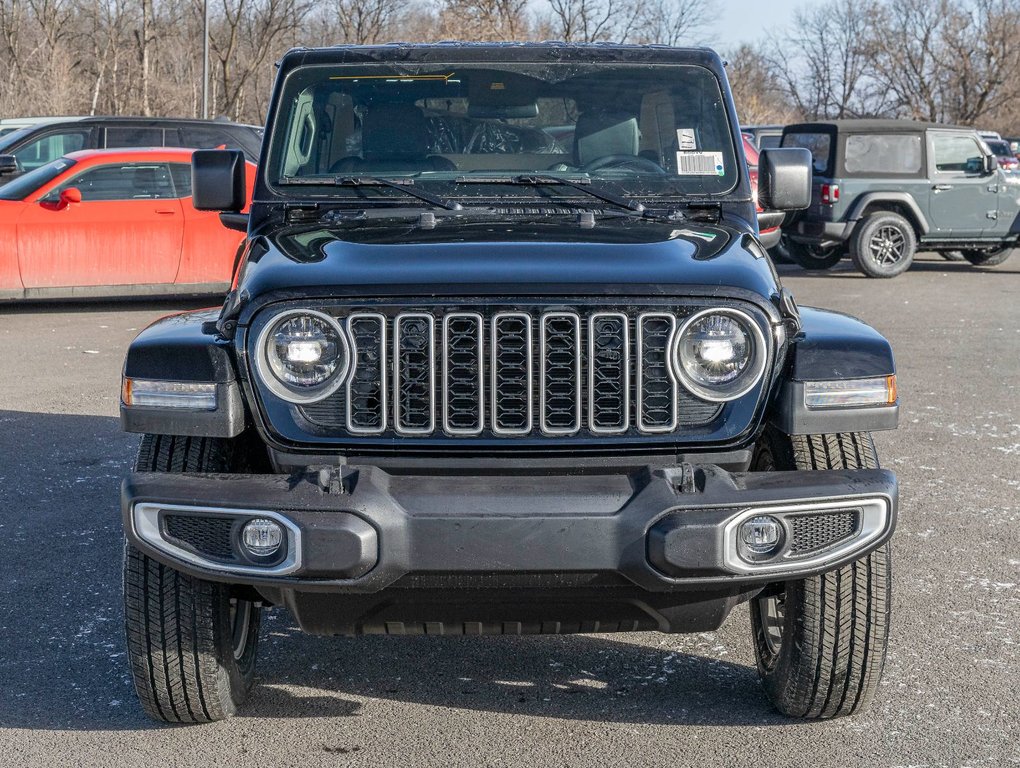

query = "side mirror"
758;148;812;211
983;154;999;175
58;187;82;207
0;154;19;176
192;149;246;212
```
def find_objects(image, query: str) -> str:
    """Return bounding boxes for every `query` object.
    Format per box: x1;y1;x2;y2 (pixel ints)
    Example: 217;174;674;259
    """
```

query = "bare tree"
545;0;645;43
634;0;706;45
726;43;800;125
770;0;886;120
333;0;405;44
437;0;530;41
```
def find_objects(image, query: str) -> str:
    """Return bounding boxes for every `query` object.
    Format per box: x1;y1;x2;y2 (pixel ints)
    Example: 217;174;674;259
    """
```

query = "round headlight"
256;310;350;403
674;309;767;402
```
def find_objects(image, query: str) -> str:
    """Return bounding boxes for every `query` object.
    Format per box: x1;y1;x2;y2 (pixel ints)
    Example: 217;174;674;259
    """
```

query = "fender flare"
844;192;930;235
771;306;898;435
120;309;246;437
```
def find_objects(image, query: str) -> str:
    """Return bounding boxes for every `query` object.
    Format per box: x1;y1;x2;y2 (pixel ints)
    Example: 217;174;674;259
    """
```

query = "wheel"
850;212;916;278
784;236;843;270
749;430;891;719
124;435;262;723
960;247;1014;267
767;239;794;265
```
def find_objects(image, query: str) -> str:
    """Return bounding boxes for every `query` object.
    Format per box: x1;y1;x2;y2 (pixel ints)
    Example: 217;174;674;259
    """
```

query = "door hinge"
986;211;998;220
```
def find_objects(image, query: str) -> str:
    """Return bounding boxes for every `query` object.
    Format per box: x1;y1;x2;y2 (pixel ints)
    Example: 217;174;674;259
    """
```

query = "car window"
0;157;77;201
104;127;164;148
169;163;192;197
758;134;782;150
782;132;831;174
11;130;90;171
171;126;234;152
53;163;176;201
844;134;922;175
932;134;985;174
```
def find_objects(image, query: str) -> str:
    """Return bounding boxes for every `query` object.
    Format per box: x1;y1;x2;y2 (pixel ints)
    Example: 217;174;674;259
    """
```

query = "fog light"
241;518;284;557
740;515;783;557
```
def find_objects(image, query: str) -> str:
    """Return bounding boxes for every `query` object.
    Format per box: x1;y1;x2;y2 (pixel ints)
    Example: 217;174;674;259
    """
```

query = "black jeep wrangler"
780;119;1020;277
119;44;899;723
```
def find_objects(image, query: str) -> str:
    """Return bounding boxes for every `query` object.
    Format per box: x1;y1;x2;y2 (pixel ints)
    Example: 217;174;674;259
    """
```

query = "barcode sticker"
676;151;724;176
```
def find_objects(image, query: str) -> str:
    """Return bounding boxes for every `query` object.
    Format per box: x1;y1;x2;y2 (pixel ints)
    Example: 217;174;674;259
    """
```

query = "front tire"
750;431;892;719
124;435;262;723
850;212;916;278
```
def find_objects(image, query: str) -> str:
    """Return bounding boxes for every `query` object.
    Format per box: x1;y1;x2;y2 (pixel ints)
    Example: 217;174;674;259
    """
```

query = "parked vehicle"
119;43;899;724
0;148;254;300
1007;137;1020;158
0;116;79;137
780;119;1019;276
983;137;1019;172
742;124;784;150
743;134;783;248
0;117;262;184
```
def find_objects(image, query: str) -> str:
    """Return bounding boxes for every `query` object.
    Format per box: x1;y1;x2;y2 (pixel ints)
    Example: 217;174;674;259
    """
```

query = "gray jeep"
780;119;1020;277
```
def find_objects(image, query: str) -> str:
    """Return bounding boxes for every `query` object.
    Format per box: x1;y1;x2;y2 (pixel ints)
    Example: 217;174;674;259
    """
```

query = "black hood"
235;215;780;318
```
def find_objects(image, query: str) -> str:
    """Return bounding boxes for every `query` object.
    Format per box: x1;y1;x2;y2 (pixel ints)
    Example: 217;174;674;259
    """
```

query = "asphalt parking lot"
1;253;1017;767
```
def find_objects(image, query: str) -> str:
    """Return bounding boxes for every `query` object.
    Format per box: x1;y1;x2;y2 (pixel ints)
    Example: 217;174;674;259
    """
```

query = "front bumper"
123;464;897;594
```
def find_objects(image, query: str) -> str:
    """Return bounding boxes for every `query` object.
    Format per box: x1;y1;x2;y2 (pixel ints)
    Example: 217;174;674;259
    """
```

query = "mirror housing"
58;187;82;207
192;149;246;212
758;148;812;211
0;154;20;176
983;154;999;175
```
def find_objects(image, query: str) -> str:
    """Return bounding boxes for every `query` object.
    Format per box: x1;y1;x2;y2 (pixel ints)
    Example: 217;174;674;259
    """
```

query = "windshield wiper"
279;175;462;211
455;174;657;218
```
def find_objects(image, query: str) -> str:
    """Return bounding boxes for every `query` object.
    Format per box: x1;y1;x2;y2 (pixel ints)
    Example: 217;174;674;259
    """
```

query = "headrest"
574;110;640;166
362;103;431;158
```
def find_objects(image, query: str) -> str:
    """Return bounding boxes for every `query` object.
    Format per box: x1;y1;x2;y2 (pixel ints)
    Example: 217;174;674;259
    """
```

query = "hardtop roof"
277;42;727;74
783;118;971;134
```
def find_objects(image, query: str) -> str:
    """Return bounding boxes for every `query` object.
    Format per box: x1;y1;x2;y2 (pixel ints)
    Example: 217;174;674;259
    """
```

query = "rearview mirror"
758;148;812;211
0;154;19;176
58;187;82;207
192;149;246;212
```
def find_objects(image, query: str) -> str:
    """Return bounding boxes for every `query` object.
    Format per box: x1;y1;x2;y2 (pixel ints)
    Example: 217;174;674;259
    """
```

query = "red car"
0;148;254;301
743;134;782;248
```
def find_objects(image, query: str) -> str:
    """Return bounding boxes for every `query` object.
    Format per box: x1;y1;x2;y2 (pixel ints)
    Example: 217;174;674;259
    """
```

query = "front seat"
331;104;455;173
573;109;640;167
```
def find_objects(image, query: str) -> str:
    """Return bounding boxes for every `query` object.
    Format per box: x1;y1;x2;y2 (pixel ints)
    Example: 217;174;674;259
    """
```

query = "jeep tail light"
820;184;839;205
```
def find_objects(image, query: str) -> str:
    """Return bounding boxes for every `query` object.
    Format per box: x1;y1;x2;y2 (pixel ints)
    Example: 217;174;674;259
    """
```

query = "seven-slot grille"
295;306;730;440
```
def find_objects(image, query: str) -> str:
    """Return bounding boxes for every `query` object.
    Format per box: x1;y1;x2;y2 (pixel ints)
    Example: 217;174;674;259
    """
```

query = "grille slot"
540;312;582;435
163;514;235;561
298;305;731;441
588;312;630;434
394;313;435;435
443;313;484;435
637;313;678;433
491;312;533;435
347;313;387;434
788;511;860;556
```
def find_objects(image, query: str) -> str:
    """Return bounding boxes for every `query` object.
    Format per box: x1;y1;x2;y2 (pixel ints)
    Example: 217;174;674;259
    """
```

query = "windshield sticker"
676;151;724;176
676;128;698;151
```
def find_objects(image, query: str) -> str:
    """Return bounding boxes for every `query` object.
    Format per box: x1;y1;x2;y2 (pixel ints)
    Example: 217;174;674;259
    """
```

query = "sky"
703;0;814;51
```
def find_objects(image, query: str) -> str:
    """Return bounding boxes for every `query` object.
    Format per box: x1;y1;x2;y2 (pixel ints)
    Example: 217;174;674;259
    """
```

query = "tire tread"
753;431;890;719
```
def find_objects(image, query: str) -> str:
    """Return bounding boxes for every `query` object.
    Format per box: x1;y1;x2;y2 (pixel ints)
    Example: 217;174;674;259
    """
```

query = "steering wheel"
582;154;666;174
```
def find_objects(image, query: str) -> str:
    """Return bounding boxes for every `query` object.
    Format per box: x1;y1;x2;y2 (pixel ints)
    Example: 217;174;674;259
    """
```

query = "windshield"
266;62;740;202
0;127;34;153
986;139;1012;157
0;157;76;201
